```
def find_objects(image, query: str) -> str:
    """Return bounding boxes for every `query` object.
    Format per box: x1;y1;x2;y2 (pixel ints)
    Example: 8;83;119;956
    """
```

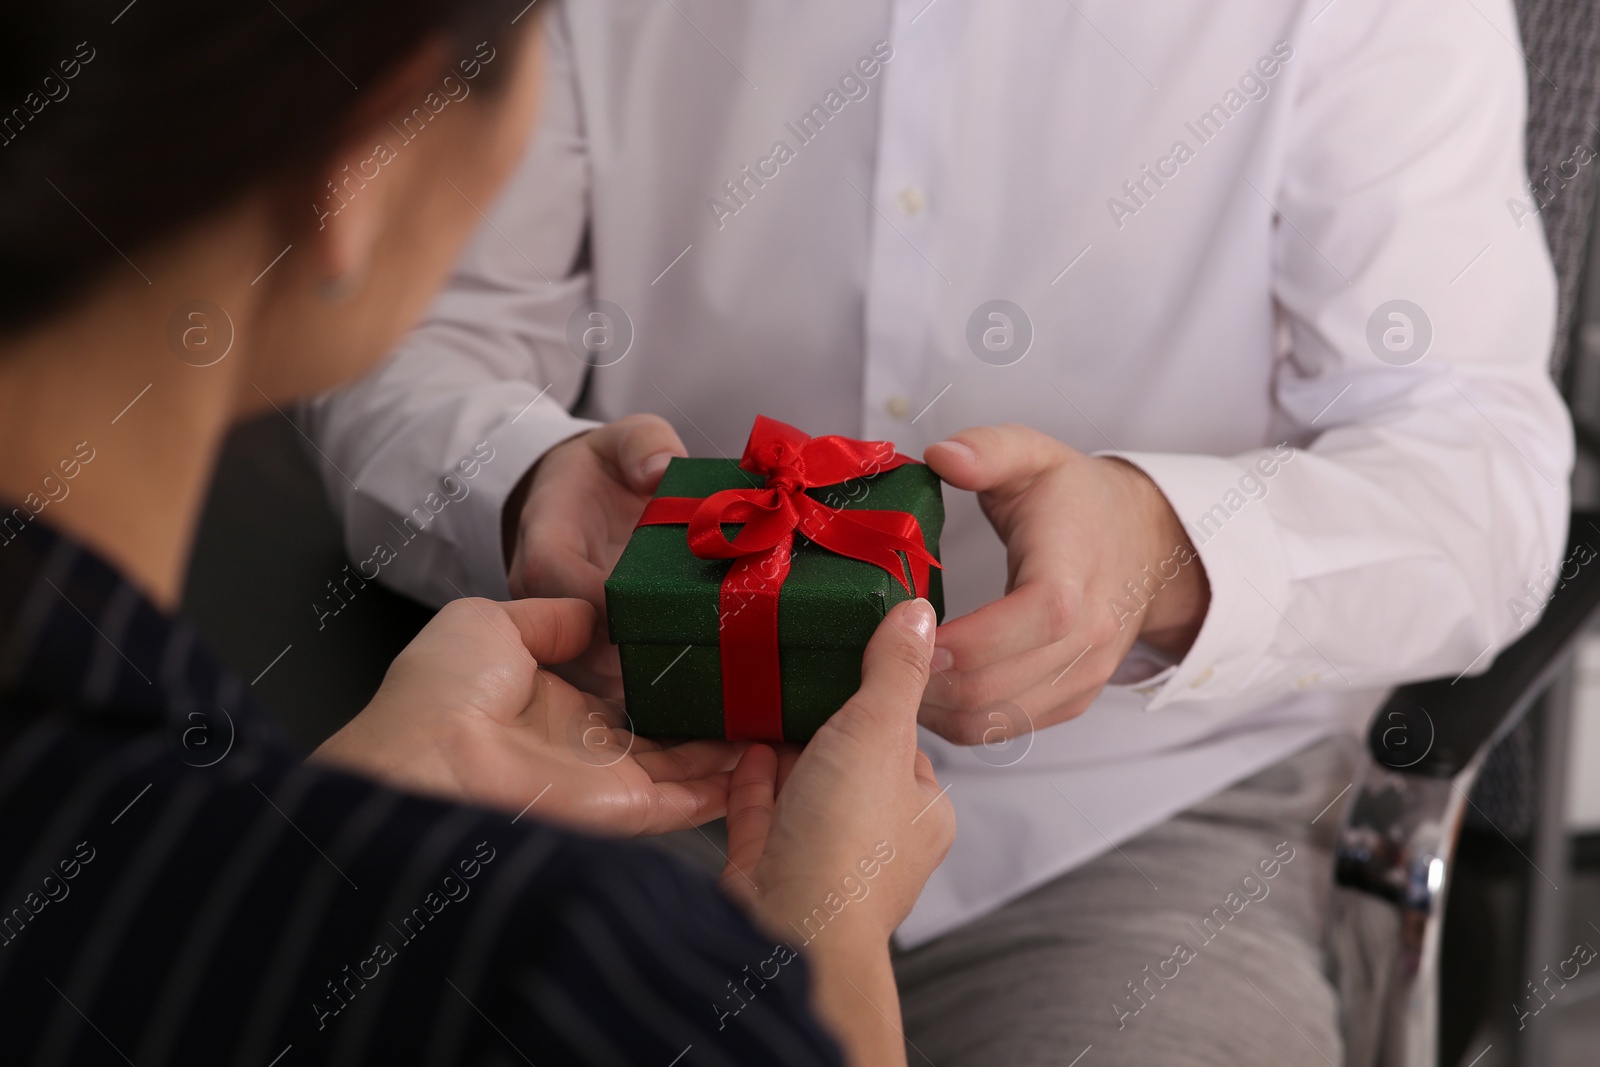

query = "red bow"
636;416;941;740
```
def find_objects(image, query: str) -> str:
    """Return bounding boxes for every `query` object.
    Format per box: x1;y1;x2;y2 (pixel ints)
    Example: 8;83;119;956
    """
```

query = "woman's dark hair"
0;0;530;333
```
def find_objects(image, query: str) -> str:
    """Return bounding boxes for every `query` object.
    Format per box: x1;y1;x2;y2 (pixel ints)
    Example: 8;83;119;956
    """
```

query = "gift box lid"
606;457;944;649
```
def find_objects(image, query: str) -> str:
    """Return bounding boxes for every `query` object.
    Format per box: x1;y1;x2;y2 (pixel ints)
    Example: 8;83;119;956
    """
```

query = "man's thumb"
600;413;688;492
924;424;1064;494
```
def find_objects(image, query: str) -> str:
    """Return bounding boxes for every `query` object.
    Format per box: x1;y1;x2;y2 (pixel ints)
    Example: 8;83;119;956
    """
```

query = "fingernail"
930;646;954;672
906;597;936;643
639;452;674;480
934;440;976;464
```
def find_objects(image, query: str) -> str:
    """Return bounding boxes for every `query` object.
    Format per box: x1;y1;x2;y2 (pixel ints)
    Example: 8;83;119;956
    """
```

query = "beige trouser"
892;734;1356;1066
652;734;1358;1066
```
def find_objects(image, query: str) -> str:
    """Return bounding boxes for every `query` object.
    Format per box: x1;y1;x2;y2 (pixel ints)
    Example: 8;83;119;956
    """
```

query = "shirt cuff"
457;399;600;600
1098;450;1293;710
1105;641;1178;688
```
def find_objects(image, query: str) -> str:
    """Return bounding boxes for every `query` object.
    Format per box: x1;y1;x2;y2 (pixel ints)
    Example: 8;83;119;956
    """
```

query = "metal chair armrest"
1367;512;1600;779
1330;511;1600;1066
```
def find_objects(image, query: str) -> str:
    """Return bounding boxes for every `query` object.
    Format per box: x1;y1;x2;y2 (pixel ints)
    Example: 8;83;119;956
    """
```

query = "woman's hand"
311;597;743;837
719;598;956;1067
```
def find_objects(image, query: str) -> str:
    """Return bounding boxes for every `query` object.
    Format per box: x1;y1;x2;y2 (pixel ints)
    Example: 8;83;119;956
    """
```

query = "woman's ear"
311;150;382;300
299;40;453;301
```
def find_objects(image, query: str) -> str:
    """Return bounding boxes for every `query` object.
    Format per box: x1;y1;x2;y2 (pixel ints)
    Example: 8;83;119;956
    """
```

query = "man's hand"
311;597;743;837
503;414;687;698
919;424;1210;744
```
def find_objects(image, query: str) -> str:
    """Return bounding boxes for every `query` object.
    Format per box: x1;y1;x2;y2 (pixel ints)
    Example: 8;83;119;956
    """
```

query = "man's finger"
924;424;1070;495
932;580;1075;672
589;413;688;492
836;598;936;737
917;652;1106;744
918;624;1101;714
498;597;597;665
516;541;608;607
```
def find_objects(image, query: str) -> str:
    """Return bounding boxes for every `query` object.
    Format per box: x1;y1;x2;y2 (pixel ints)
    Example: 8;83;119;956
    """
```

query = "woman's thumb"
839;598;936;735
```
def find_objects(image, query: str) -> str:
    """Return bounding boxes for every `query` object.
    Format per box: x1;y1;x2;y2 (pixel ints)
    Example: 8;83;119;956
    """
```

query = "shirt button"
1295;672;1320;690
884;394;912;420
896;186;927;216
1189;667;1214;689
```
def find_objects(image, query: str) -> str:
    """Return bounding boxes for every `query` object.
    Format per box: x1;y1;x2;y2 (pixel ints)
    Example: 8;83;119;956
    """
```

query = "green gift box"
604;418;944;742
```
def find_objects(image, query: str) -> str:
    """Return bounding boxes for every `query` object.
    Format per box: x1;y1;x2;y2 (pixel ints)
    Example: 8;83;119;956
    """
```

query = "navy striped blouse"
0;518;843;1066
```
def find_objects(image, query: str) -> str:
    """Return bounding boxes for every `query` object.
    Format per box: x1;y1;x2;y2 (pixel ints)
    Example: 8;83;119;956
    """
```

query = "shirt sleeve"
1117;0;1573;711
301;3;600;606
0;713;843;1066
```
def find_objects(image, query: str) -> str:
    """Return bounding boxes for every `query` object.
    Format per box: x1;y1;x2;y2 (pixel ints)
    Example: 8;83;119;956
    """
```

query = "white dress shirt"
307;0;1573;944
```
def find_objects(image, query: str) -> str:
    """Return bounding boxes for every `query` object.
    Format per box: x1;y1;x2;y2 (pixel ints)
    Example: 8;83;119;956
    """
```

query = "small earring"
317;270;363;304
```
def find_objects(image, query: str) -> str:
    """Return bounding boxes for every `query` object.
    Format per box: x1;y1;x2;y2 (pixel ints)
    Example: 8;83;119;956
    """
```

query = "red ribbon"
636;415;941;740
